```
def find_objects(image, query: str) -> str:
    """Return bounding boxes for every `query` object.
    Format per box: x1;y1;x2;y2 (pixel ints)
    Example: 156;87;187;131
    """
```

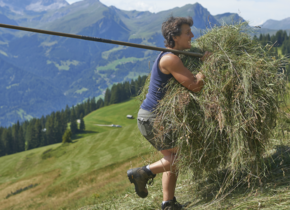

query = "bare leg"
162;170;178;201
148;148;179;201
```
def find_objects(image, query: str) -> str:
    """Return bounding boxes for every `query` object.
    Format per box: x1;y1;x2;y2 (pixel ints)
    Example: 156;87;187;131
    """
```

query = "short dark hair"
161;16;193;48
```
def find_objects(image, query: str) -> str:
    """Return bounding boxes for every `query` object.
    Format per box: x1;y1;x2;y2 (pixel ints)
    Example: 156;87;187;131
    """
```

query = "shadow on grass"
6;184;39;199
72;130;98;141
41;130;99;160
189;145;290;206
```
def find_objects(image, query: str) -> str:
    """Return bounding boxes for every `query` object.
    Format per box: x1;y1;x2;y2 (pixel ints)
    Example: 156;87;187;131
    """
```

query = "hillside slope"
0;98;155;209
1;100;290;209
0;57;73;126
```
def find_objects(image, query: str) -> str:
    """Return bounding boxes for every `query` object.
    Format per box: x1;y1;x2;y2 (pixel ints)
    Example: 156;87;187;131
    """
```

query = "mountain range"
262;17;290;30
0;0;288;127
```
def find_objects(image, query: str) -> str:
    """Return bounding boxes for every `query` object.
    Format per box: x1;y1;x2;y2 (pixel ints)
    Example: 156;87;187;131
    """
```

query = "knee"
163;154;178;171
164;153;176;163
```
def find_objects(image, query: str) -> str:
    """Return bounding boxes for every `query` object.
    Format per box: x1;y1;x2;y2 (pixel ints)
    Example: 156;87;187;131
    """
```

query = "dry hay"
139;22;289;195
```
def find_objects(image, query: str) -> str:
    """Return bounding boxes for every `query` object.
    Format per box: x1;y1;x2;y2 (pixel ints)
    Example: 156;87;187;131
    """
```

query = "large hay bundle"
140;23;289;186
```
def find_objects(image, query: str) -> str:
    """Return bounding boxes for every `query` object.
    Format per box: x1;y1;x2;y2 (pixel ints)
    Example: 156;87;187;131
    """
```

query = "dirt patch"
0;169;61;210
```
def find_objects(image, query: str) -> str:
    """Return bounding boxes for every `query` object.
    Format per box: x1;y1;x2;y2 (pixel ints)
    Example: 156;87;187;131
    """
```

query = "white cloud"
67;0;290;26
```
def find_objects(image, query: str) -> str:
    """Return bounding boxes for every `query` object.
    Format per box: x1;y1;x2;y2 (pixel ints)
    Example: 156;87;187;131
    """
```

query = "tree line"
254;30;290;76
254;30;290;55
1;29;290;157
0;75;147;157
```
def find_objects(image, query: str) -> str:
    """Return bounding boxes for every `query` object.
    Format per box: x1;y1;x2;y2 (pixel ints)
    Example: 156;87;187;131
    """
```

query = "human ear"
172;35;178;42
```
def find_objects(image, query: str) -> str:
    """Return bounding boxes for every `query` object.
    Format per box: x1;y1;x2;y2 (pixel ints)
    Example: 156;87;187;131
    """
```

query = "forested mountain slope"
0;0;285;127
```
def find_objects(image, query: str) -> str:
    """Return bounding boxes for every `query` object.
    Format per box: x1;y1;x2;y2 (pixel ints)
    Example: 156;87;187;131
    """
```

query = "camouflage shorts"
137;108;175;151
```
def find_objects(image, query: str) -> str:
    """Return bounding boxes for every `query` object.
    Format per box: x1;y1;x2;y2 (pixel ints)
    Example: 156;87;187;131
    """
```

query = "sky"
66;0;290;26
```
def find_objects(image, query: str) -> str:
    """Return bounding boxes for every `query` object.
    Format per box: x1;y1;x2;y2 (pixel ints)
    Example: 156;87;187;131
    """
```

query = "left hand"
200;51;212;62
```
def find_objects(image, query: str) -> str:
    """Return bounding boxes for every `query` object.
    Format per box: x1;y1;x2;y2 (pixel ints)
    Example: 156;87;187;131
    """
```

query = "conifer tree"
70;107;78;134
26;122;35;150
33;119;42;148
54;112;62;143
39;125;47;147
91;97;97;111
0;137;5;156
86;98;91;115
40;116;46;128
110;84;118;104
104;89;111;106
60;110;67;134
124;81;131;100
1;128;12;154
65;105;70;123
62;129;72;143
135;77;140;95
11;122;19;153
79;113;85;132
96;98;104;109
276;30;284;45
45;116;55;144
0;127;6;156
117;83;123;102
18;125;25;152
130;79;136;96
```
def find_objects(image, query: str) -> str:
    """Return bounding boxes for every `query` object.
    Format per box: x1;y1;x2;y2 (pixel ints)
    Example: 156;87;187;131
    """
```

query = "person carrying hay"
127;16;209;210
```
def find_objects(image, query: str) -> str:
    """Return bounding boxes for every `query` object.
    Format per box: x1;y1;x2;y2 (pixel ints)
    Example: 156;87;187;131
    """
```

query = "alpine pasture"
1;98;290;209
0;99;155;209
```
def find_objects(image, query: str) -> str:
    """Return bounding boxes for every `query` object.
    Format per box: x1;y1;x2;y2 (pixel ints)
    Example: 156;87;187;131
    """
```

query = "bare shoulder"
160;53;181;65
160;53;184;73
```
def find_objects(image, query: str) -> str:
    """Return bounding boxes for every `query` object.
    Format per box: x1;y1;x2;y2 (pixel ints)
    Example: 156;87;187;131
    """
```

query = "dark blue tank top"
141;52;173;112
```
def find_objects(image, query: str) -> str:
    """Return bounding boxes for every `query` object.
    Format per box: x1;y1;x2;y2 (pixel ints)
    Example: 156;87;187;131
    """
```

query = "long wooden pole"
0;23;203;58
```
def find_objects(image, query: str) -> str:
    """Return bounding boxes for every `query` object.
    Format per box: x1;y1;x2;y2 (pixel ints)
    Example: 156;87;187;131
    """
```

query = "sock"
147;165;156;175
162;197;175;205
143;165;155;175
162;198;173;205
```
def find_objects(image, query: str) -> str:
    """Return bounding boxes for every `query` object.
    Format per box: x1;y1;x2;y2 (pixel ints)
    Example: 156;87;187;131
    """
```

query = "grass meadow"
0;98;156;209
1;98;290;209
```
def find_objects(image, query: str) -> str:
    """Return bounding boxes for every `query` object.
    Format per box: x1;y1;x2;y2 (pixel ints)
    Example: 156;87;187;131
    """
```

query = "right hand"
196;72;205;81
196;72;205;90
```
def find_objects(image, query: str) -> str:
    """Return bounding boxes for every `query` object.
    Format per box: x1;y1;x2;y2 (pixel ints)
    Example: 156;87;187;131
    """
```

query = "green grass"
0;50;8;56
101;46;125;60
0;41;8;45
16;109;33;121
75;88;89;94
84;98;139;133
96;57;145;71
123;72;149;82
47;60;79;71
0;98;154;210
6;83;19;89
2;98;290;210
40;41;58;47
277;47;283;56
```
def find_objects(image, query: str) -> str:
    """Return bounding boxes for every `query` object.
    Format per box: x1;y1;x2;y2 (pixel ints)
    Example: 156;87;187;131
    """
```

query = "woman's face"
172;24;194;50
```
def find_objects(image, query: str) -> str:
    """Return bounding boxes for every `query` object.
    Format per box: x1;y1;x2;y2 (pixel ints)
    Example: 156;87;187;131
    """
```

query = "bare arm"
159;54;205;93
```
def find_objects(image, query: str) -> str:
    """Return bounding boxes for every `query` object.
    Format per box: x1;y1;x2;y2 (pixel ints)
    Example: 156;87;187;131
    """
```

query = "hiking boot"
127;166;156;198
161;197;184;210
